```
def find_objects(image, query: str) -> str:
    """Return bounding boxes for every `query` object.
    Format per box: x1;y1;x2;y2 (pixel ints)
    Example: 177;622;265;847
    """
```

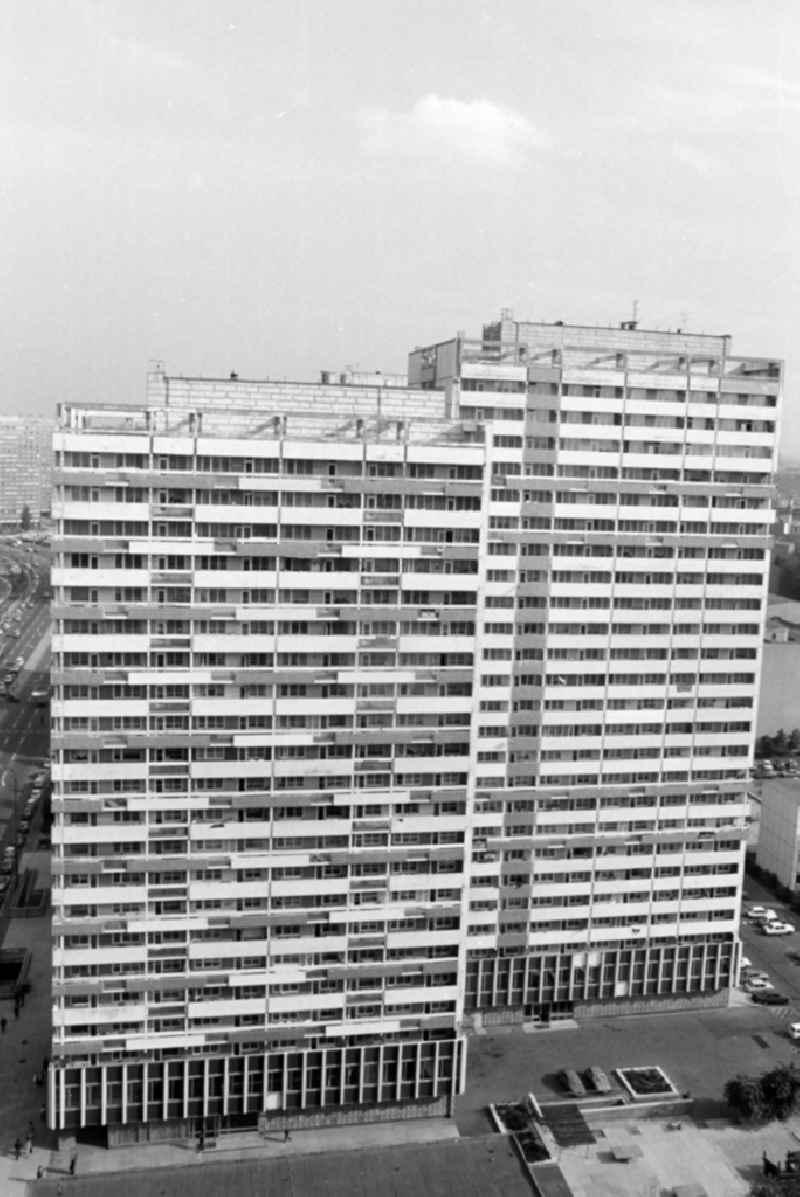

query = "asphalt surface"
740;873;800;1005
0;540;51;911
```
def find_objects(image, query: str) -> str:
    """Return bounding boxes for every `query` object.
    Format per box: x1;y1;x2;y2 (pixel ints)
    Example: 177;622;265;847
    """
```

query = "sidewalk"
34;1116;459;1186
0;851;53;1195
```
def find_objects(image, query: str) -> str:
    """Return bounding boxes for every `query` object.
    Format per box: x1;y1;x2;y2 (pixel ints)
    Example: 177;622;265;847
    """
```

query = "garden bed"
489;1100;551;1163
616;1065;679;1101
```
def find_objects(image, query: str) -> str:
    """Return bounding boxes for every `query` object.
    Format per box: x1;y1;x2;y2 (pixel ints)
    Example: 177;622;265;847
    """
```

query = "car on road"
753;991;790;1006
746;906;777;922
745;978;774;992
13;656;23;669
764;921;796;936
2;673;14;687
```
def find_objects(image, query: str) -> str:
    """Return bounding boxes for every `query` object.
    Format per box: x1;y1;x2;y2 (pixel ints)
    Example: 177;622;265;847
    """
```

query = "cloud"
725;65;800;106
672;143;722;177
358;94;548;166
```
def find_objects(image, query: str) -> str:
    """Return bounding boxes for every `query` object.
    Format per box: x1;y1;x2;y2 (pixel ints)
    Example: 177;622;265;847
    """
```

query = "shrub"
725;1074;768;1123
725;1064;800;1124
760;1064;800;1121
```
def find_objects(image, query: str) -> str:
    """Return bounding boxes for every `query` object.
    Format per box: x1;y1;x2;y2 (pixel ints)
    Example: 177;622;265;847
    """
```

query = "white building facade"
754;783;800;889
48;316;780;1137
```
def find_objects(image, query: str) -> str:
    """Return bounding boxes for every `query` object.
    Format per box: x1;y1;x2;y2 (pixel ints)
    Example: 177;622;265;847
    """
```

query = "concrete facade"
48;314;779;1137
754;779;800;888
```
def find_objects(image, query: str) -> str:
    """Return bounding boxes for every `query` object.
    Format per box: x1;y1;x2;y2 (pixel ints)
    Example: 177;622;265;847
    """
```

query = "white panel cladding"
49;330;778;1121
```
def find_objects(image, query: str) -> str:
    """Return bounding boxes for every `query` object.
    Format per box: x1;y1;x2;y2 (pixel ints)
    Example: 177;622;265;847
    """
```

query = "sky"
2;0;800;454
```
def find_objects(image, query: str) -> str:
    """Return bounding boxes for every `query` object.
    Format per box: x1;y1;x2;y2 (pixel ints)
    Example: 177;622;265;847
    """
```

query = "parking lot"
454;999;800;1138
739;875;800;1010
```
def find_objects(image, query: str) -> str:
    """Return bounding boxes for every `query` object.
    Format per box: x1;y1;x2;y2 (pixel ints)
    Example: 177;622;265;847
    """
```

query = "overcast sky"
2;1;799;453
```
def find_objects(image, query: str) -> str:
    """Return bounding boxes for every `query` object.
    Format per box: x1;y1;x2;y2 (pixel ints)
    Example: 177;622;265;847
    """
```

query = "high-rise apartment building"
0;415;53;526
49;315;780;1139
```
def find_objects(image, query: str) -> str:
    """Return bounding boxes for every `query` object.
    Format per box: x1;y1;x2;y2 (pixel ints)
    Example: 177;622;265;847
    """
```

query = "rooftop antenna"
632;299;639;324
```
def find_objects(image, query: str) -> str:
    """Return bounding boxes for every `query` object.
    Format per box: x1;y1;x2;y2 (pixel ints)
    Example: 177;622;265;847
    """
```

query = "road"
739;873;800;1005
0;539;52;901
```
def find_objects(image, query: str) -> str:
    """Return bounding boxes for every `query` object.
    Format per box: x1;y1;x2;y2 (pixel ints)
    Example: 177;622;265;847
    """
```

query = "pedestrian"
283;1128;291;1143
13;999;19;1019
25;1132;32;1155
0;1016;6;1033
69;1149;77;1175
13;1137;21;1159
36;1164;44;1179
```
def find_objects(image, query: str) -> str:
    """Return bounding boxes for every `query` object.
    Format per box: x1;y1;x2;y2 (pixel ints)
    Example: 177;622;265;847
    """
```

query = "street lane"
739;874;800;1004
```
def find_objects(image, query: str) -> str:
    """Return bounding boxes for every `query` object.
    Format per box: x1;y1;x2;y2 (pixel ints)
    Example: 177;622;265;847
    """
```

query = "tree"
751;1177;800;1197
19;505;31;531
757;735;775;759
790;728;800;753
725;1064;800;1125
760;1064;800;1121
775;729;789;755
724;1073;768;1123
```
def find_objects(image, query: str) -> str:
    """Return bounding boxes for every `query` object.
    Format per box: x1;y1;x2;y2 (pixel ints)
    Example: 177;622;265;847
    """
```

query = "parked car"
753;991;790;1006
764;921;796;936
13;656;23;670
746;907;777;922
559;1069;586;1097
585;1066;612;1094
745;978;774;993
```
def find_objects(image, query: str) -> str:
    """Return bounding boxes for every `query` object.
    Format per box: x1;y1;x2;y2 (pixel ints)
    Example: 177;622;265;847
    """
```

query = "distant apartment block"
757;599;800;736
0;415;53;526
755;783;800;889
48;313;779;1139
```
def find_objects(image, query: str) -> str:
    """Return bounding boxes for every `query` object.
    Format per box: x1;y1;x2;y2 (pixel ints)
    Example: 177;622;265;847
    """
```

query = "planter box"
616;1066;679;1101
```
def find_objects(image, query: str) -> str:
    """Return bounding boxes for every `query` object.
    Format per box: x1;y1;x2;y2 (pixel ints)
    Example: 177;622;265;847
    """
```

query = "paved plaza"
455;1004;800;1137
